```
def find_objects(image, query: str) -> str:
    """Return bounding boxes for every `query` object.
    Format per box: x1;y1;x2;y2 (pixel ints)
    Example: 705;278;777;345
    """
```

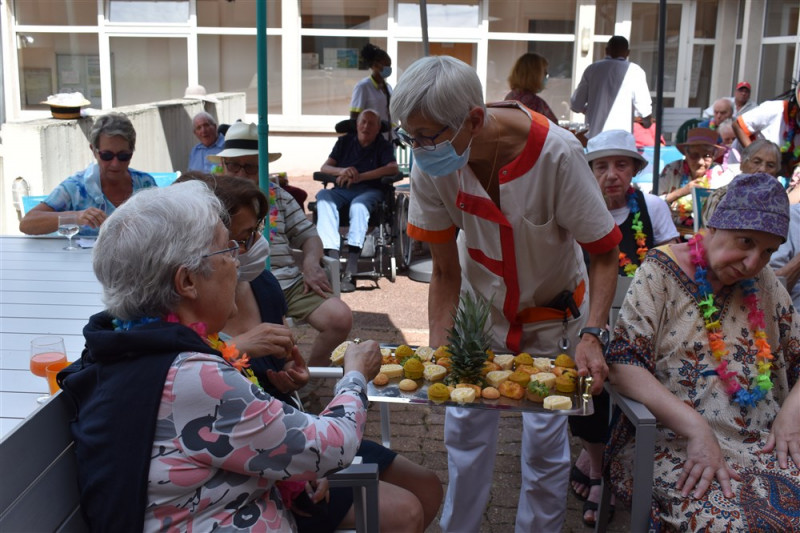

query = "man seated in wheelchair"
316;109;399;292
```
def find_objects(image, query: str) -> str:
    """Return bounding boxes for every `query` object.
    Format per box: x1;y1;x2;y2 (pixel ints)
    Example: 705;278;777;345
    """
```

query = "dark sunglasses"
95;149;133;162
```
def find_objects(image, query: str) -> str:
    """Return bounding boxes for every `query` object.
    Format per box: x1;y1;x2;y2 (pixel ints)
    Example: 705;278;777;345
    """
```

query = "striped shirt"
268;184;318;290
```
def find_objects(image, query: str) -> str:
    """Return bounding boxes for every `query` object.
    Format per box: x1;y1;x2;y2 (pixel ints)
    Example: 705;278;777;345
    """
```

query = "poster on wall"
56;54;102;107
22;68;53;106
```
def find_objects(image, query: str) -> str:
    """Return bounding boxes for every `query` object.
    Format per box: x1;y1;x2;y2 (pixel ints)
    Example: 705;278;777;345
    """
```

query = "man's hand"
302;263;332;297
574;335;607;394
266;345;310;393
335;167;360;188
78;207;107;228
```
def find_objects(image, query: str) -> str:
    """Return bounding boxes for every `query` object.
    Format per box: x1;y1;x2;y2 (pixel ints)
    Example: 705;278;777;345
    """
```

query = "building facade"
1;0;798;176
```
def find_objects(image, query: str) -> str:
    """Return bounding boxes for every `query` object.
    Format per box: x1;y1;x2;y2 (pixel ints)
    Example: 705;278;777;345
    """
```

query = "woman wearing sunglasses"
19;112;156;236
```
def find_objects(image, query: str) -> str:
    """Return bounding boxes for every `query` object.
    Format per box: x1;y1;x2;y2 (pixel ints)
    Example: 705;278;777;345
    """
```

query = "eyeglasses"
394;124;450;151
223;160;259;175
202;240;240;260
95;149;133;162
686;151;714;160
233;219;265;252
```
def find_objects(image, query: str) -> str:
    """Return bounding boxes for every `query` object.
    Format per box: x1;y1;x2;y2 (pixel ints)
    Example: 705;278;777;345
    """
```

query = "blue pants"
316;187;384;250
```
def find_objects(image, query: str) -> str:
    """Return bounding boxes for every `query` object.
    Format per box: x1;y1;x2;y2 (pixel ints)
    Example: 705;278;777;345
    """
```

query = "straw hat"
183;84;218;103
585;130;648;172
676;128;725;159
207;122;281;163
41;92;91;120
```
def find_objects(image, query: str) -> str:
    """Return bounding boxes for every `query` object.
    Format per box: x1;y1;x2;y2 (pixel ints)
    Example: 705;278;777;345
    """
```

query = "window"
399;1;479;29
301;0;388;29
108;0;189;23
197;0;281;28
109;37;188;106
763;0;799;37
488;1;575;33
14;0;97;26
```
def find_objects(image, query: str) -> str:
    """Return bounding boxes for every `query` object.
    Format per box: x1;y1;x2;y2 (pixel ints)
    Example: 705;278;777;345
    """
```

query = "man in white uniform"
571;35;653;139
391;56;620;533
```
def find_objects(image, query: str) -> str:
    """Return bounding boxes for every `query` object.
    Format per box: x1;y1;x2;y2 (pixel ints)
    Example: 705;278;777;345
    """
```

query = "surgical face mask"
237;234;270;283
411;123;472;177
380;66;392;79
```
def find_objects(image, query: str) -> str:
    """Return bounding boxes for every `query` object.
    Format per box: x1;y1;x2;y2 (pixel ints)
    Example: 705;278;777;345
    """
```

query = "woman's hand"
759;388;800;469
266;346;310;393
343;340;381;382
231;323;295;359
307;478;329;505
677;423;741;499
77;207;107;228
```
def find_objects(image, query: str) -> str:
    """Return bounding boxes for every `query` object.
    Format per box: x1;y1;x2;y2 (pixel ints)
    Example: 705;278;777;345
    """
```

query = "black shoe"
340;273;356;293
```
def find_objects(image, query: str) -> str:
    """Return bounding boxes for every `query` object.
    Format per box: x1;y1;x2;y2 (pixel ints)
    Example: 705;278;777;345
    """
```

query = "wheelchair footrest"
351;271;380;281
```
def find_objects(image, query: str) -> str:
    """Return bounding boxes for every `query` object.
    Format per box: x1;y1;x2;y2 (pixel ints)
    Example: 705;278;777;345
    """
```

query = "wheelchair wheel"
395;194;412;269
388;256;397;282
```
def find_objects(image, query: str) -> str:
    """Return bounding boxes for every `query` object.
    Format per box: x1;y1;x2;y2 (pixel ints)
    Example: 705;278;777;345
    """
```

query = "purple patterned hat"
706;173;789;241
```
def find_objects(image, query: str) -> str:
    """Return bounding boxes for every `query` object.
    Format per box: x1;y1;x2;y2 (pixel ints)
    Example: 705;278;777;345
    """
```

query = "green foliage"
444;292;492;386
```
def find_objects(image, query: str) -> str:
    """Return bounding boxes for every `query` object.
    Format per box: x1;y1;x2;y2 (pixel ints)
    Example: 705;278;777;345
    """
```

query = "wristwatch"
578;327;610;349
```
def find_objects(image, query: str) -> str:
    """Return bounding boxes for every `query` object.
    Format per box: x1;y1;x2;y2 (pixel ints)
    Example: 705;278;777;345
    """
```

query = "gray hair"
713;98;733;113
741;139;781;164
359;108;381;121
390;55;486;131
89;113;137;151
93;181;227;320
193;111;217;127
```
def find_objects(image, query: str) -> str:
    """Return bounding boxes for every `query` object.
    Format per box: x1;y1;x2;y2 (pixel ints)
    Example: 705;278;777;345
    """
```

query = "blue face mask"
412;123;472;177
380;66;392;79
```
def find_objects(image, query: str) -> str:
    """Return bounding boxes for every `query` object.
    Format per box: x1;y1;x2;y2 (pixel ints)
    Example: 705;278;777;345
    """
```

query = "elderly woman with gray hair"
19;112;155;236
58;181;381;532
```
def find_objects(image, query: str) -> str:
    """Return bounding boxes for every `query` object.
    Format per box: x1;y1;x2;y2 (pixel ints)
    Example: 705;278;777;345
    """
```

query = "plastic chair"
595;276;656;533
150;171;181;188
674;118;702;145
21;195;48;215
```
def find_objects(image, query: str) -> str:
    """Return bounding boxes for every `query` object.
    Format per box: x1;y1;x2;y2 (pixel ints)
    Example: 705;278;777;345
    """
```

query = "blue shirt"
187;133;224;173
328;133;395;193
43;163;156;236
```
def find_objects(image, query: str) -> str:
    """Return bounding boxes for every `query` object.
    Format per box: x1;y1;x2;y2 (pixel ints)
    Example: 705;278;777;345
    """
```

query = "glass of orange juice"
46;360;71;395
30;336;67;403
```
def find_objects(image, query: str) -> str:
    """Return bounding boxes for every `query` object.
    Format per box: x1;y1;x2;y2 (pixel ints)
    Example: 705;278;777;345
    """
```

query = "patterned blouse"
144;352;368;532
657;159;731;230
605;247;800;531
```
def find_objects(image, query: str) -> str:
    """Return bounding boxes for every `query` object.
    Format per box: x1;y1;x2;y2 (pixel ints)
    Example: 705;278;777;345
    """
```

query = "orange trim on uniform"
467;248;504;277
501;110;550;185
407;223;457;244
579;225;622;255
735;115;753;140
515;280;586;324
456;190;510;226
499;224;523;352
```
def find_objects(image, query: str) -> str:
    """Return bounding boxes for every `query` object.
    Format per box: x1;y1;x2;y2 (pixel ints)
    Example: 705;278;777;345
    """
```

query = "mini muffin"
423;364;447;382
498;380;525;400
330;341;352;366
380;364;404;379
555;374;576;393
543;395;572;410
395;344;414;360
531;372;557;389
485;370;513;388
403;358;424;380
427;382;450;402
450;387;476;404
372;373;389;386
493;354;515;370
398;378;418;392
482;360;501;375
526;381;550;403
508;370;532;387
414;345;435;362
533;357;553;372
554;353;576;369
481;386;500;400
514;352;534;368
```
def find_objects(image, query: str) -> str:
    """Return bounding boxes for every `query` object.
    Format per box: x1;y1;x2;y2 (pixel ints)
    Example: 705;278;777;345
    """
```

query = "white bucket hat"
207;122;281;163
585;130;648;172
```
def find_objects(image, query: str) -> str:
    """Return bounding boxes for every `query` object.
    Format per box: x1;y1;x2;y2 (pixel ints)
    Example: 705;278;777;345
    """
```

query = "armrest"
605;382;656;425
328;463;379;533
313;172;338;185
380;173;404;187
308;366;345;379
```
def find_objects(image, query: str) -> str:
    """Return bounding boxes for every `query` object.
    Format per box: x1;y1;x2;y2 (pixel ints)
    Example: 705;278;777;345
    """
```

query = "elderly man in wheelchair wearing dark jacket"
316;109;399;292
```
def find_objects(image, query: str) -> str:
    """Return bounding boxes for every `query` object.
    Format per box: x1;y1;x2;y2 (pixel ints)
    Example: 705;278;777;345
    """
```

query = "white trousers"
440;407;570;533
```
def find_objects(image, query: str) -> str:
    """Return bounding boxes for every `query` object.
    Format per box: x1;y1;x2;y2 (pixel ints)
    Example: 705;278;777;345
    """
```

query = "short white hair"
93;181;226;319
390;55;486;131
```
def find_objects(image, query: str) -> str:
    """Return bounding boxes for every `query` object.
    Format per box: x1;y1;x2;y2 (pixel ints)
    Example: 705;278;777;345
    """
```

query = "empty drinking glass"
58;214;79;250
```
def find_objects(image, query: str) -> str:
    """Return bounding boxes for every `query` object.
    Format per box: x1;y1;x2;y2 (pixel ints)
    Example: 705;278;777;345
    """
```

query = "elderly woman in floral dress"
606;173;800;531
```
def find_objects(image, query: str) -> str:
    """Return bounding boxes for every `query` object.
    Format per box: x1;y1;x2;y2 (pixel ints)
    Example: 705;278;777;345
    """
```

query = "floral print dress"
605;247;800;532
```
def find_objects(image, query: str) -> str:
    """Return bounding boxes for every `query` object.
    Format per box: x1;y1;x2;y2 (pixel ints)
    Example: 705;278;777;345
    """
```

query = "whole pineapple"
444;292;492;386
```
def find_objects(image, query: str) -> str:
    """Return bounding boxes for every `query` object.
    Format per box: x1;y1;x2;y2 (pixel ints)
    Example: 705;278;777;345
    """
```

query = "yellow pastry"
427;382;450;402
493;354;515;370
414;345;435;362
372;373;389;386
554;353;576;369
403;358;424;380
450;387;476;404
508;370;531;387
498;380;525;400
515;364;540;376
329;341;351;366
482;360;501;375
455;383;482;396
433;345;451;361
485;370;513;388
436;357;453;371
530;372;557;389
398;378;418;392
380;364;404;379
423;364;447;382
394;344;414;360
555;374;576;393
481;386;500;399
533;357;553;372
514;352;534;368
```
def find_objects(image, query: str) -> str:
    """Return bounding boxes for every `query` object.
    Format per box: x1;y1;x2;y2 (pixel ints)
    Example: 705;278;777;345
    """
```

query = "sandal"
581;479;615;527
570;463;592;501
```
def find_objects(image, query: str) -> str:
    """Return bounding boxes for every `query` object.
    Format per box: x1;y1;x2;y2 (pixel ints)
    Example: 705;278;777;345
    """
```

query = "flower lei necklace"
618;187;648;277
689;233;774;407
781;102;800;159
113;315;256;384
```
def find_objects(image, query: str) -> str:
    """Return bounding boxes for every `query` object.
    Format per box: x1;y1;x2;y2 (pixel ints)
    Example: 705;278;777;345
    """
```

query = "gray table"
0;236;103;439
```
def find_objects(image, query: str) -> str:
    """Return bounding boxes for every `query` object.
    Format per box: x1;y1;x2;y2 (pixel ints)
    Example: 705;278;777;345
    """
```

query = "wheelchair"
308;118;411;287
